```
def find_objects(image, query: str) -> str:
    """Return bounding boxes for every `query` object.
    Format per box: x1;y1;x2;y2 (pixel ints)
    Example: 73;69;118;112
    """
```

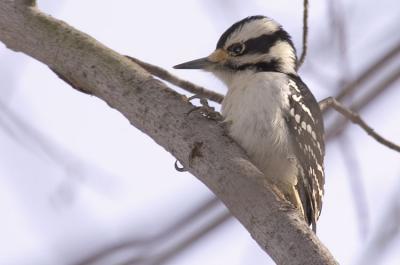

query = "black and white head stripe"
216;16;297;74
217;16;278;49
285;75;325;231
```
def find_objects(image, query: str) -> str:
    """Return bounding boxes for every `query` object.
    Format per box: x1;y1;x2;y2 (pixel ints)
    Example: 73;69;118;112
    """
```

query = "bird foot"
186;95;223;121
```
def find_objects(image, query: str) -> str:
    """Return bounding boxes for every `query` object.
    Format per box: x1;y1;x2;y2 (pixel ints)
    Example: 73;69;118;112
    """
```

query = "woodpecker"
174;15;325;232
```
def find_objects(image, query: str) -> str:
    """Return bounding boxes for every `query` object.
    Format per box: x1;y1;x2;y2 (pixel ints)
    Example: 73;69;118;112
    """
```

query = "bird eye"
228;43;245;56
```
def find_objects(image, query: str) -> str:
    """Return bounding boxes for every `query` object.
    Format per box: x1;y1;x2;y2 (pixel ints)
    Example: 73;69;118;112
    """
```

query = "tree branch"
125;56;224;104
15;0;36;6
319;97;400;153
74;197;221;265
0;2;337;265
129;212;232;265
325;67;400;140
338;136;369;238
356;180;400;265
298;0;309;68
334;41;400;102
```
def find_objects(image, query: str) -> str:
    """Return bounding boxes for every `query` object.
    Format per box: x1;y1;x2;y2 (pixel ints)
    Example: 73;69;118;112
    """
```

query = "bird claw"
186;95;223;121
174;160;188;172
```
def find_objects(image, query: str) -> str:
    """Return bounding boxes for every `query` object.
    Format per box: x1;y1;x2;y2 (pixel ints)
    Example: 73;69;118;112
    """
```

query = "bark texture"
0;2;338;264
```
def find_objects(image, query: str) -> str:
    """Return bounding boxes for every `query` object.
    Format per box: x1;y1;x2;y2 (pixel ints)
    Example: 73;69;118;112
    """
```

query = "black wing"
285;75;325;232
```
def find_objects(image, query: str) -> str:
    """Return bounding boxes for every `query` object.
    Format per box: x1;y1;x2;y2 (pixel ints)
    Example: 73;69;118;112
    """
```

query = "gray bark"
0;2;338;264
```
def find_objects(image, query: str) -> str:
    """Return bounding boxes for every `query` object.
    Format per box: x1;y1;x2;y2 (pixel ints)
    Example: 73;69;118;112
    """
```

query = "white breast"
221;71;298;189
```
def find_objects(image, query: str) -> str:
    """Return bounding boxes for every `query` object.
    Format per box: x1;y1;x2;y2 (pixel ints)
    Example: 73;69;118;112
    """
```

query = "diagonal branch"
338;136;370;238
326;67;400;139
74;197;221;265
125;56;224;104
334;42;400;102
355;180;400;265
319;97;400;153
0;2;337;265
124;211;232;265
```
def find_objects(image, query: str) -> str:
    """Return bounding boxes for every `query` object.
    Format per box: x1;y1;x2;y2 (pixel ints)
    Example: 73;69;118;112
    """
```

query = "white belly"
221;72;298;189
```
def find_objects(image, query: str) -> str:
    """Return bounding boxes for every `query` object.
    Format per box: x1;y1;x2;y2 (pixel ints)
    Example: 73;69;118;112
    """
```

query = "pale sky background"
0;0;399;265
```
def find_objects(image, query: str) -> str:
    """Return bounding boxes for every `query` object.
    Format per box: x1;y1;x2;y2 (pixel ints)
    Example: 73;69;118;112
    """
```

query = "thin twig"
298;0;309;68
124;211;232;265
74;197;221;265
355;180;400;265
338;136;369;239
125;56;224;104
319;97;400;153
0;101;84;174
335;42;400;102
330;0;351;85
347;69;400;115
326;67;400;138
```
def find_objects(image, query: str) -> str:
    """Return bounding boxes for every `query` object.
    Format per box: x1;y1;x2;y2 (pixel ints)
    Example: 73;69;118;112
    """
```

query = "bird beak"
173;49;228;70
173;57;211;69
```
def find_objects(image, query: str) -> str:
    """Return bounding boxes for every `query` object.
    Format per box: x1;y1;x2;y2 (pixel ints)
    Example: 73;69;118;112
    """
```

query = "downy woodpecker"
174;15;325;232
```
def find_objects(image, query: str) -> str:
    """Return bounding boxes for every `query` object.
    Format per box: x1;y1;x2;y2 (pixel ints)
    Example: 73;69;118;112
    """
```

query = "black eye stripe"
243;29;293;54
224;59;282;72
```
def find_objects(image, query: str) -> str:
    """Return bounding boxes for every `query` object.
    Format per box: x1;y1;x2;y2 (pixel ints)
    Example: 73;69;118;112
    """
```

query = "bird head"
174;16;298;83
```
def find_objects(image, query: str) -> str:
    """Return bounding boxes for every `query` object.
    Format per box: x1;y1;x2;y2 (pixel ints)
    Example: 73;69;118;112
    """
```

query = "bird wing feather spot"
285;77;325;230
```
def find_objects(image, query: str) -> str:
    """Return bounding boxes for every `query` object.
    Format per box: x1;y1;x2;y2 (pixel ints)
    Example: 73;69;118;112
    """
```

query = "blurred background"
0;0;399;264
